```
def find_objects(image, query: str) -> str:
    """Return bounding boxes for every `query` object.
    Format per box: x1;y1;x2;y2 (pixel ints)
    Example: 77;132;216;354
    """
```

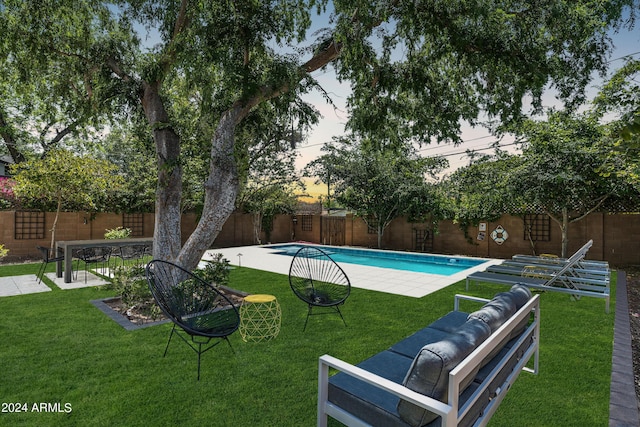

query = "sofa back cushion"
508;284;533;310
397;319;491;427
467;293;516;332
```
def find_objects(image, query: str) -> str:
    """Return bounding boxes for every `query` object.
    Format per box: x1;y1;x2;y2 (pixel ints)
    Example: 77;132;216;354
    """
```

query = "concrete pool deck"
204;245;501;298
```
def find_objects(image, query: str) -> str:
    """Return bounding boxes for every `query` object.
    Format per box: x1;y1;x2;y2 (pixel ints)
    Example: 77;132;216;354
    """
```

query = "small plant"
104;227;132;239
195;253;231;287
0;244;8;259
104;265;162;320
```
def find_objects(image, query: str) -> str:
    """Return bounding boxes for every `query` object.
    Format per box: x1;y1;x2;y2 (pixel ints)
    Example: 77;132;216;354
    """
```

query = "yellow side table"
239;294;281;342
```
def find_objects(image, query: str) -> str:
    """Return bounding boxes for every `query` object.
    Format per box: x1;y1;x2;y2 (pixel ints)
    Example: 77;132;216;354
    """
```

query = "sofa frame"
318;293;540;427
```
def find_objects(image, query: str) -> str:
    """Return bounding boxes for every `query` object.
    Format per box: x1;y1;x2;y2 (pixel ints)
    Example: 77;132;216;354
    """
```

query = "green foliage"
592;59;640;190
445;109;640;255
237;141;303;243
103;265;161;319
0;263;617;426
338;1;638;143
510;110;636;215
11;148;124;212
99;121;157;213
104;227;132;239
194;253;231;287
440;151;522;241
310;136;447;247
11;148;125;249
2;0;637;266
0;244;8;259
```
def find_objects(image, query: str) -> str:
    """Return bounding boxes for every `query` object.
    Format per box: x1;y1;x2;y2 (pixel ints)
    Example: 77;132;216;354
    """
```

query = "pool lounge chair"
466;240;610;313
486;263;609;284
511;247;608;272
496;260;608;279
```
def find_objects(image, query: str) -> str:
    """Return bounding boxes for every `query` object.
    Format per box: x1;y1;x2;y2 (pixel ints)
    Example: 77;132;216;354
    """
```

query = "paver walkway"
0;275;50;296
205;245;499;298
44;271;109;289
0;271;109;297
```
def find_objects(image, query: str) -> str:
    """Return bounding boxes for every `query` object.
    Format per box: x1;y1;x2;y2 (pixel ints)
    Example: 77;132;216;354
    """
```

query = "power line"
425;141;521;159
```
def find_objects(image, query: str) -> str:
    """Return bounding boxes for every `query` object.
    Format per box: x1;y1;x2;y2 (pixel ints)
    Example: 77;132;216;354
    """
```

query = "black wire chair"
145;260;241;380
76;246;112;283
288;246;351;331
112;245;149;268
36;245;65;284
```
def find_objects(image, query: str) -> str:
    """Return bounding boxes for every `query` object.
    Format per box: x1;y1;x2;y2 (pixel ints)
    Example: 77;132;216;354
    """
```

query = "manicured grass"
0;262;615;426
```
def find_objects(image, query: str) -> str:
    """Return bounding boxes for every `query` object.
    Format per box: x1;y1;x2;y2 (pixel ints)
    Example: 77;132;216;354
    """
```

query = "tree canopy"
11;148;123;250
1;0;637;268
308;137;447;248
508;110;636;256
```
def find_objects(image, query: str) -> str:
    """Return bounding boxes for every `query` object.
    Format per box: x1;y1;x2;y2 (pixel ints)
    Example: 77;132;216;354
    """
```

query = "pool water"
266;244;485;276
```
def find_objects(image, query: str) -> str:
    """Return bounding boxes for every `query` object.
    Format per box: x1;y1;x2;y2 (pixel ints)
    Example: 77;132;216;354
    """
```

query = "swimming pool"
265;244;486;276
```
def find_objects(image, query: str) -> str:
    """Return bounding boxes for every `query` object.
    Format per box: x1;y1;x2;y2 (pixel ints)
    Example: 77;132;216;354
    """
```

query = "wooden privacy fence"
1;210;639;266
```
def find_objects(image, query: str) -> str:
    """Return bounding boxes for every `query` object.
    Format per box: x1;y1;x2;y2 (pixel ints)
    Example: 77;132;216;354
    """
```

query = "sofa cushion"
328;350;415;427
427;311;469;334
397;319;490;427
390;327;452;359
467;292;516;332
508;284;533;310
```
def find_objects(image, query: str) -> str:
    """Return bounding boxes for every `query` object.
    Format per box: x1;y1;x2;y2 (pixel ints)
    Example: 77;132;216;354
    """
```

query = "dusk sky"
292;8;640;175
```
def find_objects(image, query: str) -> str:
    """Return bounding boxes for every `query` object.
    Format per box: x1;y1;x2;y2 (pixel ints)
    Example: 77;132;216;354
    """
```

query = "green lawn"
0;262;615;426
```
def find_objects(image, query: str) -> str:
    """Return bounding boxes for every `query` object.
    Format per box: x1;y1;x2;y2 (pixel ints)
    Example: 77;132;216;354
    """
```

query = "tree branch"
303;40;343;73
570;195;610;223
158;0;191;83
0;108;26;163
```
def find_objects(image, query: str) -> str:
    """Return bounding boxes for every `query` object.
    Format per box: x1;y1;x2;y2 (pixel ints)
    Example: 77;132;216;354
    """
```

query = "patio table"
55;238;153;283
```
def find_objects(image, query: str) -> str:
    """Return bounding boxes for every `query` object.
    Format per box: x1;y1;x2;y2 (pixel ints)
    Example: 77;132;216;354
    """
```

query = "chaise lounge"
465;240;610;313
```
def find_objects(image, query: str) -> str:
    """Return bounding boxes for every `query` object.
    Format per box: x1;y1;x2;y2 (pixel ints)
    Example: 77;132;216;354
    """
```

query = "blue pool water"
266;244;485;276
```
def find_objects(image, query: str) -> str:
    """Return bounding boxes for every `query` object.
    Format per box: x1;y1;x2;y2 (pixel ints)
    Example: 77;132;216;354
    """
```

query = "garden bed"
91;285;249;331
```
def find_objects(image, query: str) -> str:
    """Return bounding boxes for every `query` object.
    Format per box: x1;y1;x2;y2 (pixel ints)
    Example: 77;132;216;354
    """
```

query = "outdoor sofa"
318;285;540;427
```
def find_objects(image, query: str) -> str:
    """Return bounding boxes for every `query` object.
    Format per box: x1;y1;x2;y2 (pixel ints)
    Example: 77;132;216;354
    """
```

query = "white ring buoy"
491;225;509;245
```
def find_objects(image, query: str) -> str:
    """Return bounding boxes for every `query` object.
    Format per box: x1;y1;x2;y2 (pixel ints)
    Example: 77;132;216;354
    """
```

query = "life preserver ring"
491;225;509;245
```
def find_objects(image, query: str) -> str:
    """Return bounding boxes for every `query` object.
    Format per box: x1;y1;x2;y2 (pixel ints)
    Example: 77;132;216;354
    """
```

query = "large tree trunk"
176;106;242;270
141;37;344;269
141;82;183;262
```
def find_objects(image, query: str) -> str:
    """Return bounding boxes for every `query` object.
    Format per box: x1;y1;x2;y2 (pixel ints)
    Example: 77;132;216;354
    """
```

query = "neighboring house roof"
0;155;13;177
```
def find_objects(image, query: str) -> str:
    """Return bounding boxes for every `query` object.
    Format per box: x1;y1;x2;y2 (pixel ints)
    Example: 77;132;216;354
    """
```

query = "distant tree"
315;138;447;248
304;142;342;212
593;59;640;189
2;1;636;269
100;122;157;213
440;151;523;242
509;110;637;257
237;147;303;244
11;149;124;251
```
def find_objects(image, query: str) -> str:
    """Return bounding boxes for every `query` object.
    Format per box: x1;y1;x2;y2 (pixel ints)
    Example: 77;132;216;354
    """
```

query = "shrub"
0;178;17;210
104;265;161;320
105;227;132;239
195;253;231;287
0;244;8;259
